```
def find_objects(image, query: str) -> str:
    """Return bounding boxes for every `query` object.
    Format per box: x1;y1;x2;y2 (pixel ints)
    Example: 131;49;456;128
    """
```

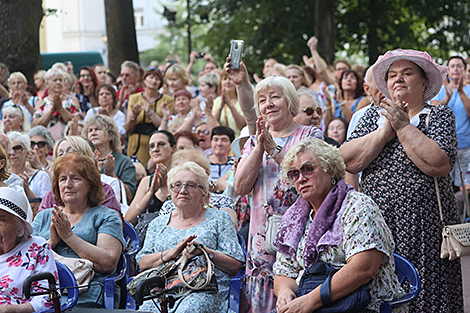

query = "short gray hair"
7;131;31;151
167;161;211;206
297;88;322;109
120;60;139;75
44;68;66;83
254;76;299;117
29;125;55;148
281;137;345;182
199;73;221;91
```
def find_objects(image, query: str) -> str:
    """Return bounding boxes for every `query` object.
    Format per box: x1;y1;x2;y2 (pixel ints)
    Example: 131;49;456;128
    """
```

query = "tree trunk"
104;0;140;77
0;0;43;84
367;0;380;65
314;0;336;65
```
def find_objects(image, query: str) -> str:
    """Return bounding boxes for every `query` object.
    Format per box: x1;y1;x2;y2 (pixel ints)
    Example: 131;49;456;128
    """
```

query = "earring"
331;177;336;186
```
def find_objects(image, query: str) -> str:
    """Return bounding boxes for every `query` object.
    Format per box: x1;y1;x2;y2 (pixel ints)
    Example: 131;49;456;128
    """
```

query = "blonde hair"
254;76;299;117
167;161;211;206
286;64;312;88
53;136;94;160
281;137;345;182
8;72;27;85
2;105;30;133
171;148;210;175
165;64;190;86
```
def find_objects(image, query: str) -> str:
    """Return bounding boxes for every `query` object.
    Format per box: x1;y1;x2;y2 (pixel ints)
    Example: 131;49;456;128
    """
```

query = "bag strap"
177;243;214;291
263;153;270;218
319;269;338;306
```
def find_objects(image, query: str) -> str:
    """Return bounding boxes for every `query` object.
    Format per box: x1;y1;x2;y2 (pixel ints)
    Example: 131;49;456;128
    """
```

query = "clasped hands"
255;116;277;156
379;95;411;141
49;205;74;248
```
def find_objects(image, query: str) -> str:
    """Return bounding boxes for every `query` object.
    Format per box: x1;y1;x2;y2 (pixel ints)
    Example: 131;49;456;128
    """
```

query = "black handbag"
296;262;371;313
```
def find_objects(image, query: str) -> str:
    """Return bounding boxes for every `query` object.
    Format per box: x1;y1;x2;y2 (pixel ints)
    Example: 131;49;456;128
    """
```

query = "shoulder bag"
263;154;282;255
424;112;470;260
52;251;94;293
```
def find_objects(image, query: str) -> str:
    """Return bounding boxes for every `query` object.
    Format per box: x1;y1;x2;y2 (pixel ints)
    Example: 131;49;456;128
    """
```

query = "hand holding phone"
229;40;244;69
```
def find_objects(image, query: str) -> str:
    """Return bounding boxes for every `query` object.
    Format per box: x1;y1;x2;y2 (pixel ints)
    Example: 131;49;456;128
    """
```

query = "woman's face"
3;112;23;133
288;151;332;206
7;140;27;168
448;58;465;82
58;167;91;206
56;140;77;158
79;69;93;88
170;170;205;209
387;60;427;103
174;95;191;115
465;64;470;84
34;75;44;90
0;210;21;255
295;94;322;127
87;123;111;149
48;75;64;94
98;88;114;109
341;72;357;91
166;75;185;92
258;87;291;126
144;73;161;90
327;119;347;144
176;137;195;151
198;81;212;98
9;78;26;94
222;76;235;93
286;68;304;89
148;133;174;165
194;124;211;150
30;135;49;162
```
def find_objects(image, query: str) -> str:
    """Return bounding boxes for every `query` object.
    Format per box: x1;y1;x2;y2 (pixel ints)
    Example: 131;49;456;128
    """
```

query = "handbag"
263;154;282;255
295;262;371;313
127;242;218;300
52;251;95;293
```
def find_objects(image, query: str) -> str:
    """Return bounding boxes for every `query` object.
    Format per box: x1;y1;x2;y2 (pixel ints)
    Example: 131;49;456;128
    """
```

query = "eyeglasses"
30;141;47;149
195;129;210;136
147;142;168;151
302;106;322;116
286;162;317;182
9;145;25;154
170;181;204;193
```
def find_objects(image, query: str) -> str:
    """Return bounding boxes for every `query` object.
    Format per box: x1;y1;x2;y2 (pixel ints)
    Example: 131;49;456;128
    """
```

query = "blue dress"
32;205;125;308
334;95;364;118
136;207;245;312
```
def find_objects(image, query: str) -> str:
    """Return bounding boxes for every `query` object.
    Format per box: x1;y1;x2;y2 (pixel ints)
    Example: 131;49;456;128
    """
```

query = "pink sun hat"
372;49;448;101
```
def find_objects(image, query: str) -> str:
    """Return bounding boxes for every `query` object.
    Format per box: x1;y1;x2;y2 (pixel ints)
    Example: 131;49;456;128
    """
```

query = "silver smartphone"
229;40;244;69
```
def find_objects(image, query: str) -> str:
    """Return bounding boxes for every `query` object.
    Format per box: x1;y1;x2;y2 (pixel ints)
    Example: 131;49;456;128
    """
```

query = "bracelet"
161;250;166;263
339;102;346;107
271;145;283;159
325;106;332;110
136;203;144;213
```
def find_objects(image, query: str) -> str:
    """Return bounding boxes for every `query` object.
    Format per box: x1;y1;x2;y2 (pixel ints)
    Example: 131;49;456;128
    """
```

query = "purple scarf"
274;180;353;267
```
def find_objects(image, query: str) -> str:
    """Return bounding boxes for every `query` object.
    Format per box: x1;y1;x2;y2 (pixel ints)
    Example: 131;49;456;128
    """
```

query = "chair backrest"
123;220;141;255
56;261;79;311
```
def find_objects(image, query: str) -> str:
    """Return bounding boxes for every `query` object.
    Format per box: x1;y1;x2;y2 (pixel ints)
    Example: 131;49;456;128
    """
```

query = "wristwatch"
271;145;283;159
207;248;214;260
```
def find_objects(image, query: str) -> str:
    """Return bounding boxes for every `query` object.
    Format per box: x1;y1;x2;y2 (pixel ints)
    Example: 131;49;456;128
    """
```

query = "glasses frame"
170;181;204;193
286;162;317;183
147;142;168;152
302;106;322;116
10;144;25;154
30;141;47;149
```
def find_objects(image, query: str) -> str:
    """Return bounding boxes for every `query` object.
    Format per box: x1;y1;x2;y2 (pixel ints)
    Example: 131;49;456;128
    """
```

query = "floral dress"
0;236;58;311
240;125;323;313
274;191;406;313
348;104;463;312
136;208;245;312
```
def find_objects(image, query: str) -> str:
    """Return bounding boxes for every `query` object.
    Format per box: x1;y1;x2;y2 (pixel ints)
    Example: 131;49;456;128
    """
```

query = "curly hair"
53;153;104;207
83;114;121;152
281;137;345;182
0;145;10;181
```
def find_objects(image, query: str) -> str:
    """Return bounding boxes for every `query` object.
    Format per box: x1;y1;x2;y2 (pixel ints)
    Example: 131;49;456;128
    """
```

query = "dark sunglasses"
147;142;168;151
286;162;317;182
302;106;322;116
10;145;24;154
31;141;47;149
195;129;210;136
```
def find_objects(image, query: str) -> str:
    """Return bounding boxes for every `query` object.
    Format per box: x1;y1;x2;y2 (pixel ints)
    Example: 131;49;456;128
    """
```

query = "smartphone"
229;40;244;69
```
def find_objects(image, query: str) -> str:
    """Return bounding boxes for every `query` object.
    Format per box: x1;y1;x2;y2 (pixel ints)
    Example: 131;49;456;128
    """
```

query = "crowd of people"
0;35;468;313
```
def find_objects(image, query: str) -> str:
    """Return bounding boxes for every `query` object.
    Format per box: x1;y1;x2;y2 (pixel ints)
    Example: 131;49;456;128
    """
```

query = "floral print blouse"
274;191;407;312
0;236;58;311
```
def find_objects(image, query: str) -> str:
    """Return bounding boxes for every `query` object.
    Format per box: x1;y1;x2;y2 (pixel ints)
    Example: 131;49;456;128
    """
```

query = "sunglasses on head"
286;162;317;182
30;141;47;149
302;106;322;116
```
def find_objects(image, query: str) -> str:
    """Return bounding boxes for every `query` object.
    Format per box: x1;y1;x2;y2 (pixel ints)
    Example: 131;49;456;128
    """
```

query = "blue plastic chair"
36;260;79;313
380;253;421;312
103;252;128;309
228;232;247;313
123;220;141;257
122;220;141;309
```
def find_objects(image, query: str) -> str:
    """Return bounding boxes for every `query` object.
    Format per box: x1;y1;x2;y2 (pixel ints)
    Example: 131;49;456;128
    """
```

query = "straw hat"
372;49;448;101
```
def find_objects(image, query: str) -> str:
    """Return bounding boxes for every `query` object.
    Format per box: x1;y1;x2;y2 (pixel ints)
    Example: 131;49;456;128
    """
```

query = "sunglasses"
30;141;47;149
195;129;210;136
286;162;317;182
147;141;168;151
10;145;25;154
302;106;322;116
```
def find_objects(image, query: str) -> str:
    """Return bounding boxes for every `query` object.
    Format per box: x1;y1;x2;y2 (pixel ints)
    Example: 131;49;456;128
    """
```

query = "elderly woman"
125;130;175;227
341;49;463;311
0;187;58;312
7;131;52;208
333;70;369;122
164;63;192;95
85;84;126;135
273;138;404;313
28;125;54;174
160;89;202;134
75;66;99;113
34;70;47;99
38;136;122;215
2;72;37;123
174;130;199;150
1;105;30;133
127;68;174;165
83;114;137;201
32;153;125;308
136;161;244;312
33;68;81;141
233;76;323;312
